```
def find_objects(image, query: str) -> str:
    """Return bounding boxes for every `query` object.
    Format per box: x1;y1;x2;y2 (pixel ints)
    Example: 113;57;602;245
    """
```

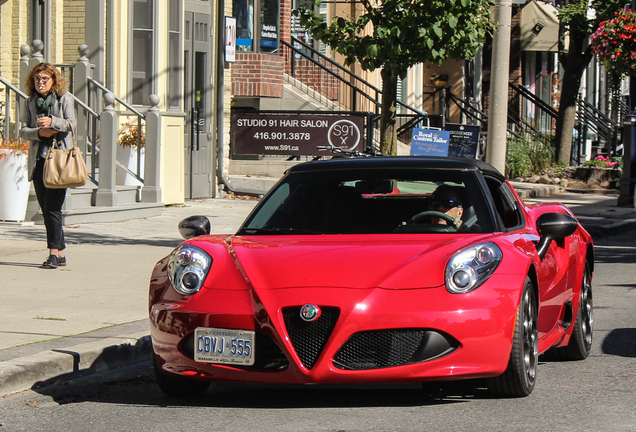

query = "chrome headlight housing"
445;242;502;294
168;245;212;295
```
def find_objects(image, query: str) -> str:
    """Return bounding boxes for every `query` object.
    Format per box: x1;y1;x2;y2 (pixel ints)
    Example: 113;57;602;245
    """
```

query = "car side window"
485;178;524;230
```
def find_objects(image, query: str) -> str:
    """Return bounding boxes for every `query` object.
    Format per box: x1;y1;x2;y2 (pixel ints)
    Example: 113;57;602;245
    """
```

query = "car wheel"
152;352;210;398
488;277;537;397
543;261;593;361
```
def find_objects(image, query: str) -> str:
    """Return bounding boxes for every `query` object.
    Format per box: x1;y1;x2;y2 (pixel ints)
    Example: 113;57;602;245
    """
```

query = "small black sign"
445;123;480;159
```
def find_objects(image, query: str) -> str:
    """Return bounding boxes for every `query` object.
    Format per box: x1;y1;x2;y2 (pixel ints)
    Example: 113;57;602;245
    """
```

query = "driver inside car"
428;184;464;227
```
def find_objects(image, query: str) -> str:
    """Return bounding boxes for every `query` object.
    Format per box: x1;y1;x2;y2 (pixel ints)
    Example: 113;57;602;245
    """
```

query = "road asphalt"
0;183;634;397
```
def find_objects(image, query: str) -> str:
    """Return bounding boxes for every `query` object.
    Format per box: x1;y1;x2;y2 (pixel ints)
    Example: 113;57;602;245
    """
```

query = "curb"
0;332;151;397
513;184;562;199
581;218;636;241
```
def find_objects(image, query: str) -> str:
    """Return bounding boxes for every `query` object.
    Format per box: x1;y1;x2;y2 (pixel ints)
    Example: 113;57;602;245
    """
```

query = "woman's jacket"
20;91;77;181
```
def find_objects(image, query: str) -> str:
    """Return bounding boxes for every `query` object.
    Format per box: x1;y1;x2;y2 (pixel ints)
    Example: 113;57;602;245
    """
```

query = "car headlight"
168;245;212;295
445;242;502;294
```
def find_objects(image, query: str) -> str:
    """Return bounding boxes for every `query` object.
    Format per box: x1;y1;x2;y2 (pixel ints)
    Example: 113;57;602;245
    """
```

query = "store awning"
521;1;560;52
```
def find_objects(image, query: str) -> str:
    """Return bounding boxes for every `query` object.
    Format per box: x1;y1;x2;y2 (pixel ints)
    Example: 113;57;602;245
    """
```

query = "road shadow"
601;328;636;357
0;226;182;248
594;247;636;265
30;352;495;408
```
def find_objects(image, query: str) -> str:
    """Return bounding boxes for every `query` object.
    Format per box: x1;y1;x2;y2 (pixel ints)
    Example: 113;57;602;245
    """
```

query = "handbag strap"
55;99;77;148
68;121;77;147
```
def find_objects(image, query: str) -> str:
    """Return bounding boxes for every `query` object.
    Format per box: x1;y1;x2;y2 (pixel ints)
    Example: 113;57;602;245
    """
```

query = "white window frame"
129;0;158;107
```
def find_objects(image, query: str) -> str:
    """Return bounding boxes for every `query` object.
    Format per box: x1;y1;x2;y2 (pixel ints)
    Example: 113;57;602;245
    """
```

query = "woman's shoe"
58;256;66;266
42;255;59;269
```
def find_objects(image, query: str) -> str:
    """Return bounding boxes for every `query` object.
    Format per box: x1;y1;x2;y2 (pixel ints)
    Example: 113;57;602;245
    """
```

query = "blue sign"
410;128;450;156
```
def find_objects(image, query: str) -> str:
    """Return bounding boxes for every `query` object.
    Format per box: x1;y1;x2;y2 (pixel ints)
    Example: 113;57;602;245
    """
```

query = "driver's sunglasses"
429;199;461;211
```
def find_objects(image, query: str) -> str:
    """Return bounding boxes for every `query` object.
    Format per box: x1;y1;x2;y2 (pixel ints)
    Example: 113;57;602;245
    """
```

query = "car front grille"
333;329;458;370
282;306;340;370
181;332;289;370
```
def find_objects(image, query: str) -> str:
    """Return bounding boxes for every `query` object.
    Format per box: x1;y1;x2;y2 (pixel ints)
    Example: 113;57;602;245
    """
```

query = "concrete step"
26;184;162;225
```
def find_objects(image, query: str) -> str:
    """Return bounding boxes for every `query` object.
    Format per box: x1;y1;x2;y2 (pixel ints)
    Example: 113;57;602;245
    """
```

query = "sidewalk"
1;186;635;397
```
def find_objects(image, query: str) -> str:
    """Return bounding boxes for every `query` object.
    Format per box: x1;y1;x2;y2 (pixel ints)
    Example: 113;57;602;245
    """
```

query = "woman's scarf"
35;91;57;118
34;91;57;154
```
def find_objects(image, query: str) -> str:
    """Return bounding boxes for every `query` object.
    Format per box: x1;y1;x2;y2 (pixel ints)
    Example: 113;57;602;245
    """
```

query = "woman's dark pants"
32;157;66;251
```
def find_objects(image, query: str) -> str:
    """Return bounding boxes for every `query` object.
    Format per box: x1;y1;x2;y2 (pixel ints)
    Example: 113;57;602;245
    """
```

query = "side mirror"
178;215;211;239
535;212;578;260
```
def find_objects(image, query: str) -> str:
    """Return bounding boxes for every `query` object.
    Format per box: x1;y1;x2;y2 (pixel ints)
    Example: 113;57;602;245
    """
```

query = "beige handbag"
42;123;88;189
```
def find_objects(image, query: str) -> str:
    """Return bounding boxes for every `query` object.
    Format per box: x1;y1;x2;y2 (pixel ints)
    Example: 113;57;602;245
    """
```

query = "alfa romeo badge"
300;304;321;322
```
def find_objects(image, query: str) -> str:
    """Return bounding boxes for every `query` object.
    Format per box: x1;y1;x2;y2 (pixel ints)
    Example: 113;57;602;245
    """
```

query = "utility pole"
621;0;636;207
486;0;513;175
619;0;636;206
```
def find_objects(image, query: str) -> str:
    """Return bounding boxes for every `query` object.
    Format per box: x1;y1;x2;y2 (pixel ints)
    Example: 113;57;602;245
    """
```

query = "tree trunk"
555;33;592;165
380;67;398;155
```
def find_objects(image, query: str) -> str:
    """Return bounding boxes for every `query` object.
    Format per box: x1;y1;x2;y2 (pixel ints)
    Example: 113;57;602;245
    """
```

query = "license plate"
194;327;255;365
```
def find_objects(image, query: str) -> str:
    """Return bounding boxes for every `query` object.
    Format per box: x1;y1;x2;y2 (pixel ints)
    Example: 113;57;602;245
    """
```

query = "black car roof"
287;156;505;180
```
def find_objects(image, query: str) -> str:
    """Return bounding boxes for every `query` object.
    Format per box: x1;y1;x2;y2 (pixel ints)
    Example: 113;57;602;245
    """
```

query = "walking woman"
21;63;76;269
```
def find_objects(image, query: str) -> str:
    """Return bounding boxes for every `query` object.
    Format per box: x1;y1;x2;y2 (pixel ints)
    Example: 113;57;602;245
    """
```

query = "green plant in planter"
506;134;554;178
117;122;145;148
0;138;30;160
583;155;621;169
584;155;623;187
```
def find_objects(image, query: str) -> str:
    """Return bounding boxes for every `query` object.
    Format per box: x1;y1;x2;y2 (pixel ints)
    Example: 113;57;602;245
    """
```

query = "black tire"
543;262;593;361
488;277;538;397
152;351;210;398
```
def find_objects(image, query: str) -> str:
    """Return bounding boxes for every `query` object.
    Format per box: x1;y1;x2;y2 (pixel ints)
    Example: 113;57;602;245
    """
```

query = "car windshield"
238;168;496;235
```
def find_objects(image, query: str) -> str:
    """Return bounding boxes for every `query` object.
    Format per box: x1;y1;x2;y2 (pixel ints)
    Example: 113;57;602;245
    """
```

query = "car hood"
229;234;493;290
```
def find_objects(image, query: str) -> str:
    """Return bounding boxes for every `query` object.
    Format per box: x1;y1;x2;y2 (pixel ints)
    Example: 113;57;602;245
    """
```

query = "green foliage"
553;0;624;164
506;134;555;178
558;0;624;35
294;0;494;154
294;0;494;79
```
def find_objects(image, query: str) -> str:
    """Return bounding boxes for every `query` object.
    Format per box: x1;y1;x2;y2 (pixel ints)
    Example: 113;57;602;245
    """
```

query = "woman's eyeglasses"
429;199;462;211
33;76;51;83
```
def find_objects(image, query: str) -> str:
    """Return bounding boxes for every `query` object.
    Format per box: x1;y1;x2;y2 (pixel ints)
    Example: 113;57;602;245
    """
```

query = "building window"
168;0;182;109
260;0;279;53
131;0;155;106
234;0;254;52
233;0;280;53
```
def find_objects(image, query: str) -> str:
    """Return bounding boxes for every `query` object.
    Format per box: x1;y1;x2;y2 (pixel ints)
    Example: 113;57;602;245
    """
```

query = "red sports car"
149;157;593;398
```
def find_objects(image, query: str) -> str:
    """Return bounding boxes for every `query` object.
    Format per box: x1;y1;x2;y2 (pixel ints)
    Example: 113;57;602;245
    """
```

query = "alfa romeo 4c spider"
149;156;593;398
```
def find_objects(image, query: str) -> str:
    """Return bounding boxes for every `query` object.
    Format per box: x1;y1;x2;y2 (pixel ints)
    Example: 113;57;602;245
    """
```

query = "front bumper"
150;273;522;384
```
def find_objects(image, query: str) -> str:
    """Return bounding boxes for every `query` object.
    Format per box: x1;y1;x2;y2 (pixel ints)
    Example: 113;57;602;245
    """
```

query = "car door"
486;178;568;339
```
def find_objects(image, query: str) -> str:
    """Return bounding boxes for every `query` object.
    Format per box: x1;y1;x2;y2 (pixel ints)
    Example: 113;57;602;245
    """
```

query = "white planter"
116;145;145;186
0;151;29;222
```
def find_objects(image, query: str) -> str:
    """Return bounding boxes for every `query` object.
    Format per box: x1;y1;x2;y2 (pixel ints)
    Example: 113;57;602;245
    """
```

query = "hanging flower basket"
0;139;30;222
591;10;636;77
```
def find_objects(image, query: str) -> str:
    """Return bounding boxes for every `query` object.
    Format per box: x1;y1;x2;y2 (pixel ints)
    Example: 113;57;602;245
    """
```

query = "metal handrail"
282;37;427;118
0;76;28;140
509;83;557;118
577;98;615;127
87;77;145;119
86;77;145;184
448;92;488;123
0;77;28;99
